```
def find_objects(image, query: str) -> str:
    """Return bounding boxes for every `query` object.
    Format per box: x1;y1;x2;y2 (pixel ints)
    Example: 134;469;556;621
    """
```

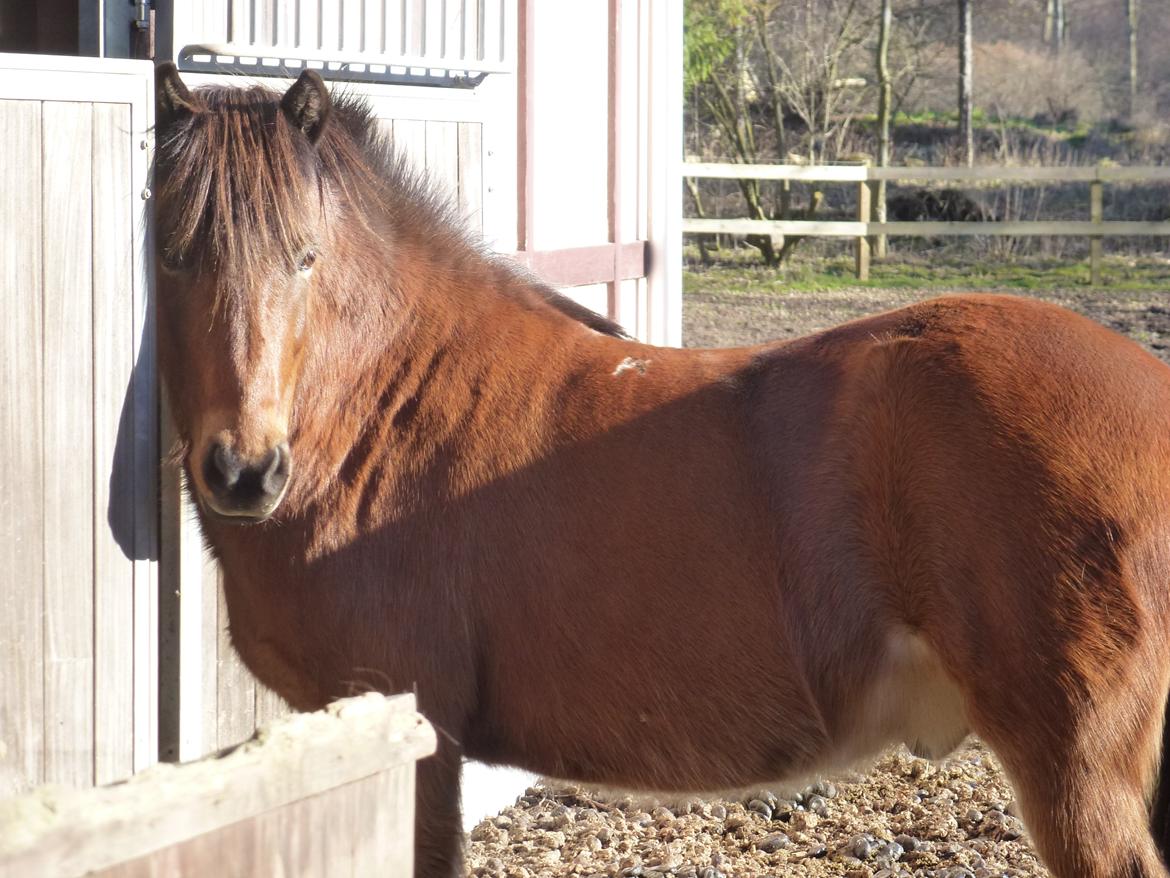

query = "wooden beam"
682;218;1170;237
0;694;436;877
507;242;648;287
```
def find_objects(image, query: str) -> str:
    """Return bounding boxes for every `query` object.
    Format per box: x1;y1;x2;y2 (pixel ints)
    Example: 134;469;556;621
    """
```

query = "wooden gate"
0;54;156;795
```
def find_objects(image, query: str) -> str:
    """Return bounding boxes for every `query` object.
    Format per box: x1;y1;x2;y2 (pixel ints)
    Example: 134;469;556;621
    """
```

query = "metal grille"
173;0;514;86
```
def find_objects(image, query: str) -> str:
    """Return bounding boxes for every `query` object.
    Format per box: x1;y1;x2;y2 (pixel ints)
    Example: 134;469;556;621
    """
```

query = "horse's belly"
836;629;970;765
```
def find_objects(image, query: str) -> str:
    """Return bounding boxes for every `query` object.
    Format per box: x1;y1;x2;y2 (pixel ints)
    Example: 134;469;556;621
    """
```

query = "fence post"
1089;179;1103;286
856;165;872;281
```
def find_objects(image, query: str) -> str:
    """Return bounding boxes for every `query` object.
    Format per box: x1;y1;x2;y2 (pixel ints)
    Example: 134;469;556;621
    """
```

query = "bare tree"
958;0;974;166
875;0;893;257
1126;0;1140;115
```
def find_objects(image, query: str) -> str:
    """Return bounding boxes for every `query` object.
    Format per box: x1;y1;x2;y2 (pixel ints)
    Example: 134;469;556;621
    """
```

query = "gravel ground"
465;278;1170;878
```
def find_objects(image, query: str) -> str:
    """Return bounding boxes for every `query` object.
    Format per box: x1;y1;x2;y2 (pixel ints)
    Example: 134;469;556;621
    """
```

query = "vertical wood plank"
1090;180;1104;286
425;120;458;208
341;0;362;52
362;0;385;53
406;0;425;57
200;548;220;754
0;99;45;797
298;0;321;50
482;0;502;64
130;97;159;779
457;121;483;233
230;0;251;44
92;103;136;784
383;0;404;57
253;0;278;47
393;119;427;177
41;101;96;789
319;0;341;53
216;566;257;748
855;178;872;281
424;0;443;60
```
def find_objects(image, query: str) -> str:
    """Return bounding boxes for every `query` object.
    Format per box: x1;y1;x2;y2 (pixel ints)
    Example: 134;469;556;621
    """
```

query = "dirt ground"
466;275;1170;878
683;282;1170;365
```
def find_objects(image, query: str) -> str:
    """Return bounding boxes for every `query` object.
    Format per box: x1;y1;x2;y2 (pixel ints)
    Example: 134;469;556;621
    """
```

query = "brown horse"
153;64;1170;878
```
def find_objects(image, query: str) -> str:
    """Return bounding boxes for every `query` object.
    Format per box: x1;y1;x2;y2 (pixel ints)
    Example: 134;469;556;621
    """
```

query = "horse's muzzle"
201;440;291;522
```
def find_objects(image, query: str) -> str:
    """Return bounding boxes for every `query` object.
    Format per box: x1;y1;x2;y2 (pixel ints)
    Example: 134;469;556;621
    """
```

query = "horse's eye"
297;250;317;273
160;249;187;273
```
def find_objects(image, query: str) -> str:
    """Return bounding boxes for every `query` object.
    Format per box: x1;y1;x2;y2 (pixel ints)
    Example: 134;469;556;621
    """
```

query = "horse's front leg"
414;735;464;878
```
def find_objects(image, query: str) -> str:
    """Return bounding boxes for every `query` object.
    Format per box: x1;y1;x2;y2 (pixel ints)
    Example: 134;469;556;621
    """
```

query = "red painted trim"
507;242;648;288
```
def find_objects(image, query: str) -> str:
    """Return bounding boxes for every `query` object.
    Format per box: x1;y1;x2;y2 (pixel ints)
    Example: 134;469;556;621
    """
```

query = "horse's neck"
286;251;615;519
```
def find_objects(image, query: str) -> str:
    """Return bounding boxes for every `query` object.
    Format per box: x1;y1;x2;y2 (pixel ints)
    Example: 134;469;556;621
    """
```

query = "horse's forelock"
156;85;324;279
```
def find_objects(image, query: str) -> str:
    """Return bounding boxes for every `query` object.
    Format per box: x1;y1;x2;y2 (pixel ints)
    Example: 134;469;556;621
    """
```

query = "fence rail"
682;162;1170;283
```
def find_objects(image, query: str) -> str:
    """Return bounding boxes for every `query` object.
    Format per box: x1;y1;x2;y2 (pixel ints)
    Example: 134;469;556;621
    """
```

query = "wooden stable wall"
0;55;156;795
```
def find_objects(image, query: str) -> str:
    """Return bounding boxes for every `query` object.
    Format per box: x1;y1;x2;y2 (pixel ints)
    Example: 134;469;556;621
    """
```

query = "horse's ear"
155;62;202;129
281;70;332;146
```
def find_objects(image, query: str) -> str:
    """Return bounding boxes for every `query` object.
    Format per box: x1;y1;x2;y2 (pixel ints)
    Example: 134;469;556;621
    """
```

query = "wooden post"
856;172;872;281
1090;180;1103;286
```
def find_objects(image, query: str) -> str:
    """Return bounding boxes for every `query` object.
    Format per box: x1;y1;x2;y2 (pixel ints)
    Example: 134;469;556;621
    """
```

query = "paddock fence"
682;162;1170;283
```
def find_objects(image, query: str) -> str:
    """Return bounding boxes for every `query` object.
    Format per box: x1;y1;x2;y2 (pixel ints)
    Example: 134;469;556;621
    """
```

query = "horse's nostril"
205;441;243;494
261;443;291;497
201;441;290;517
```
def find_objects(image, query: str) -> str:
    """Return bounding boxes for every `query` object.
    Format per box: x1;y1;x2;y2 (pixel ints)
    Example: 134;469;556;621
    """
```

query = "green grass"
683;252;1170;296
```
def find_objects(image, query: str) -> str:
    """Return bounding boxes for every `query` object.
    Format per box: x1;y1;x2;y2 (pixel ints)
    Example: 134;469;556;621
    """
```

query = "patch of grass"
683;253;1170;296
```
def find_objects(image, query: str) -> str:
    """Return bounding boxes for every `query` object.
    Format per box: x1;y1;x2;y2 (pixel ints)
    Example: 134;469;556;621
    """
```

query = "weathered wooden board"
91;102;138;786
0;694;435;878
41;100;96;789
0;98;45;798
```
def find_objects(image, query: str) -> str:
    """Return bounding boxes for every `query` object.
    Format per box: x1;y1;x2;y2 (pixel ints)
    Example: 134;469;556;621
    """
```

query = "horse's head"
153;64;336;523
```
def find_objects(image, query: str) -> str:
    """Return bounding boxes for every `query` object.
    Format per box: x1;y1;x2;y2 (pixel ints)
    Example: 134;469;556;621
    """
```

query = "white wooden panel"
230;0;251;44
426;119;459;207
393;118;427;176
530;4;609;249
41;101;96;789
564;283;609;319
0;99;45;796
341;0;363;52
216;567;257;748
320;0;341;55
457;121;483;233
92;102;137;785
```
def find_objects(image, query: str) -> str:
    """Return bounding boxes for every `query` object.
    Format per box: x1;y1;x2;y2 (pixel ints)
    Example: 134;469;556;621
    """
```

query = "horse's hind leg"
970;668;1168;877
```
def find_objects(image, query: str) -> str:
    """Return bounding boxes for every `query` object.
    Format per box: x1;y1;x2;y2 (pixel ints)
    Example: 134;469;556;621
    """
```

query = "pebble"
465;741;1048;878
747;798;774;821
756;832;791;853
806;794;829;816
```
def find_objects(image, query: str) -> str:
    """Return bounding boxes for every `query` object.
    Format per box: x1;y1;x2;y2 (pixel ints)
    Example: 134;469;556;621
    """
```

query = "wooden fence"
683;162;1170;283
0;693;435;878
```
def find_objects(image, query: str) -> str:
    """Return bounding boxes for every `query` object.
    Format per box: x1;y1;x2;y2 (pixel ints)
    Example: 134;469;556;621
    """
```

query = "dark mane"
154;82;627;338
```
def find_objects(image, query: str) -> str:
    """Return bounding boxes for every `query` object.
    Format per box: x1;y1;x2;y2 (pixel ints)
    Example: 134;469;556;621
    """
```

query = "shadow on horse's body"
153;65;1170;878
